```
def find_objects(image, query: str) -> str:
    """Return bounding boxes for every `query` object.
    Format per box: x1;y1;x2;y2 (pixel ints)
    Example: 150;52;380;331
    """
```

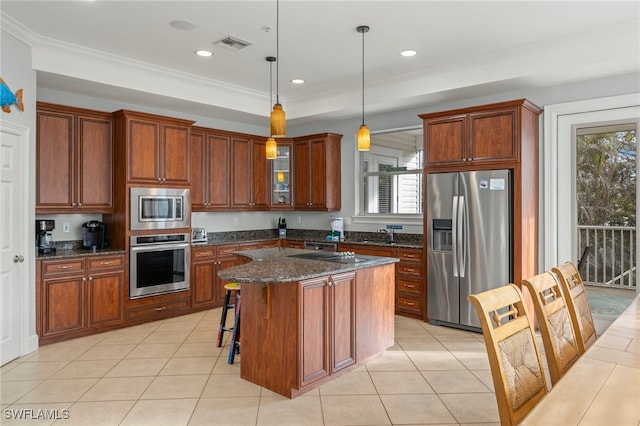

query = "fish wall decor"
1;78;24;113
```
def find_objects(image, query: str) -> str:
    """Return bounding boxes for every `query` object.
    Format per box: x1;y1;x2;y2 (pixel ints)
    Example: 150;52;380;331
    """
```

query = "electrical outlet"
233;217;239;225
62;222;70;233
297;216;301;224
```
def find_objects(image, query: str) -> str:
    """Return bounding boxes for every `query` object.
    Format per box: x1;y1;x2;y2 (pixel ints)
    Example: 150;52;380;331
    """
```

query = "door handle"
13;255;24;263
452;196;459;278
457;195;466;278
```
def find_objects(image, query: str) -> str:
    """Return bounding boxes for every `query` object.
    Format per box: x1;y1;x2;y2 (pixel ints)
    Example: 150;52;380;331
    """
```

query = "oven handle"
130;242;191;252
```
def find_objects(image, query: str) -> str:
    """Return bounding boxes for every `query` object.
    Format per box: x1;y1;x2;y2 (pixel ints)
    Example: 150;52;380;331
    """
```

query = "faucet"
377;227;394;243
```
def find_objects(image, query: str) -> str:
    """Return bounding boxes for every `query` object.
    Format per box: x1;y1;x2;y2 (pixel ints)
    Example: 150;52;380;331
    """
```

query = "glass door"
271;142;293;209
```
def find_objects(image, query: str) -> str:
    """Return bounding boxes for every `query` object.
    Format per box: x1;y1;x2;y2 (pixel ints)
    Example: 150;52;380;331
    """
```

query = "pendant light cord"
361;27;365;126
276;0;280;105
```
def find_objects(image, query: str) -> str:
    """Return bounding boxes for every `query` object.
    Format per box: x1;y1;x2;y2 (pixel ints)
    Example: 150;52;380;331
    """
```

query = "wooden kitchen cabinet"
395;248;425;319
293;133;342;211
36;102;113;213
191;127;232;210
114;109;194;186
421;99;542;290
270;141;293;209
38;255;125;344
231;136;269;210
191;244;239;309
422;103;524;167
339;242;426;320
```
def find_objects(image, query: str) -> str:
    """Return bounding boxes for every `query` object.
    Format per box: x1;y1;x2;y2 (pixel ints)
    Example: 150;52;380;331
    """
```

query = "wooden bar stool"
216;282;241;364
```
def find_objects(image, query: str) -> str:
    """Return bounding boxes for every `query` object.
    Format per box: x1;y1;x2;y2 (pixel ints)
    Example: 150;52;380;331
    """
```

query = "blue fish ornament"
1;78;24;113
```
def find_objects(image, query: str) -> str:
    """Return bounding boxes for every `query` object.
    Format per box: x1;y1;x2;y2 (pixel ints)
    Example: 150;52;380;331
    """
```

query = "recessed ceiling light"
291;79;305;85
400;50;417;57
195;50;213;57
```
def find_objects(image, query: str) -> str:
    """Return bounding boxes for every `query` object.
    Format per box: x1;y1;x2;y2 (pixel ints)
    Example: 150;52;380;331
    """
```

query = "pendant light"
266;56;278;159
357;25;370;151
270;0;286;136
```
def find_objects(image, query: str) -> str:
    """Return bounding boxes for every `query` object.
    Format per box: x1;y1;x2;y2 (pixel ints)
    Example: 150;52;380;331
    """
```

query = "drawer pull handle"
154;306;166;311
404;302;415;306
404;284;415;289
100;261;114;265
404;268;419;273
57;265;72;269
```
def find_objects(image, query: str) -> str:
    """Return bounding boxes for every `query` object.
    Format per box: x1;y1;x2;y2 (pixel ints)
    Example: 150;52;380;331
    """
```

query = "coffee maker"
82;220;107;249
36;219;56;254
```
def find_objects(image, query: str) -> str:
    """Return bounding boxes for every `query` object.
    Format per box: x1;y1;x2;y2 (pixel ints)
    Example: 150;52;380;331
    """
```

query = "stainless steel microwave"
130;187;190;231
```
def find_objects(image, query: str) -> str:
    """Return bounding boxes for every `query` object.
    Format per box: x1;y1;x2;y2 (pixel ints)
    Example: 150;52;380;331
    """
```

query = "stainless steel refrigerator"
427;170;512;331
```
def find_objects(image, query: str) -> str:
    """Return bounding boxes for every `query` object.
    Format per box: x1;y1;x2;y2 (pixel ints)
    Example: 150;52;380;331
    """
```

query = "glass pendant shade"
266;137;278;159
357;124;370;151
270;103;286;136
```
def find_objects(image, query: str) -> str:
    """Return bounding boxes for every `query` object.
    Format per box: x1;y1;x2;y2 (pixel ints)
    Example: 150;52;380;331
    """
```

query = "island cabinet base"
239;263;395;398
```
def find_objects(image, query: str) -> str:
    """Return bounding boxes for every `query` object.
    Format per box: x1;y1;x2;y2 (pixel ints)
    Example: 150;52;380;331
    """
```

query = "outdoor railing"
578;225;637;289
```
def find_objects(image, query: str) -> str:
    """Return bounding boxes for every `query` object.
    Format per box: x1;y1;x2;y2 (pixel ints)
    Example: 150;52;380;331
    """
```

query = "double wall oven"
129;188;191;299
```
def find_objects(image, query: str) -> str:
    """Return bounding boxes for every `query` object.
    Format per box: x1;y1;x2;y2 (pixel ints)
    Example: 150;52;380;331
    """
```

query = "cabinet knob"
12;255;24;263
72;202;76;207
78;202;82;206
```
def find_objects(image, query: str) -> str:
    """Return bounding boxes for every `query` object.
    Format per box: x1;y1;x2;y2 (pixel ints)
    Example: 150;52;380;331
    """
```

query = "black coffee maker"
82;221;107;249
36;219;56;254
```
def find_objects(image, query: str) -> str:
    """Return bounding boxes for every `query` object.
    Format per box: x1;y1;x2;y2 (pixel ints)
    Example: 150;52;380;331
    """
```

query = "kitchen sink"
288;252;373;264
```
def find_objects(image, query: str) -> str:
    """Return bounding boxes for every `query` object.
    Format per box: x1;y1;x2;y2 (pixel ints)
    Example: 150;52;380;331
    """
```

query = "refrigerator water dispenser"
432;219;452;252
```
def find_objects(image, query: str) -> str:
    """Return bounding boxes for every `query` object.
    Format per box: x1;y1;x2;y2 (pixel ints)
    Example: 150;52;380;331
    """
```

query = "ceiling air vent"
214;35;253;51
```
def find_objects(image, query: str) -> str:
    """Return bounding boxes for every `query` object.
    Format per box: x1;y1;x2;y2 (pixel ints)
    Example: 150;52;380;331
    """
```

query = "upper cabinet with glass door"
270;140;293;209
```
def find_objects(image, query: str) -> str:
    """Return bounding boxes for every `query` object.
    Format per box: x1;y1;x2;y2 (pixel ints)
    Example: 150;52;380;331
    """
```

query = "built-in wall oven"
130;233;190;299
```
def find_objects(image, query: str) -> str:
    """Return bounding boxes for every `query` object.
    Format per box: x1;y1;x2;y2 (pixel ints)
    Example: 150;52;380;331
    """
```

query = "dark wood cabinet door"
251;138;269;209
231;136;252;208
299;276;330;387
43;275;85;336
309;138;328;209
192;260;216;308
330;272;356;372
190;130;207;210
87;270;124;327
424;115;466;165
207;133;231;208
162;124;190;184
128;118;160;183
293;140;311;209
77;114;113;211
469;108;517;162
36;110;74;210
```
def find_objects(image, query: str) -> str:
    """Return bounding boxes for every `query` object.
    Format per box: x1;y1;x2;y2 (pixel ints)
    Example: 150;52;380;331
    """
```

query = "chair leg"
216;289;232;347
228;293;241;364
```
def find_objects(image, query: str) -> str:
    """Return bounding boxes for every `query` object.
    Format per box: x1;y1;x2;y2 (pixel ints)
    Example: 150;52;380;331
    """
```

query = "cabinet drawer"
43;259;85;275
88;255;124;271
397;295;423;315
126;298;191;321
397;278;422;295
397;263;422;277
216;245;239;257
396;249;422;262
193;247;215;259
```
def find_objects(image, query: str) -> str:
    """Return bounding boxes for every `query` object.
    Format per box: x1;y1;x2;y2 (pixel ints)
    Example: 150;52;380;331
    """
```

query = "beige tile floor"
1;310;507;426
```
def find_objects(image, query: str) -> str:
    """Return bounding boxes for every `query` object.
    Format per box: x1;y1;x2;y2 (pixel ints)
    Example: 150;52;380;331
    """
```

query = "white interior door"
1;123;29;365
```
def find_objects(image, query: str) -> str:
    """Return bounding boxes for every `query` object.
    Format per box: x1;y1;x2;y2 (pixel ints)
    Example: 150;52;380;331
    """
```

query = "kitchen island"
218;247;399;398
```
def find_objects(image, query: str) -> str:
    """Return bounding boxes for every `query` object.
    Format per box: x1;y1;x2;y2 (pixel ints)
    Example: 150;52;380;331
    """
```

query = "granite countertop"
36;247;127;260
218;247;399;284
193;236;422;249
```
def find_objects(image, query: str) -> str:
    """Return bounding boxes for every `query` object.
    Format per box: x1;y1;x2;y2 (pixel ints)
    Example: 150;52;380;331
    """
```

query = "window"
360;128;423;218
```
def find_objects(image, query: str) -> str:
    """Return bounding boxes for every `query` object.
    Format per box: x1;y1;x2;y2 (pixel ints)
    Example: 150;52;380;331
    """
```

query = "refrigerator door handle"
452;195;459;278
458;195;466;278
